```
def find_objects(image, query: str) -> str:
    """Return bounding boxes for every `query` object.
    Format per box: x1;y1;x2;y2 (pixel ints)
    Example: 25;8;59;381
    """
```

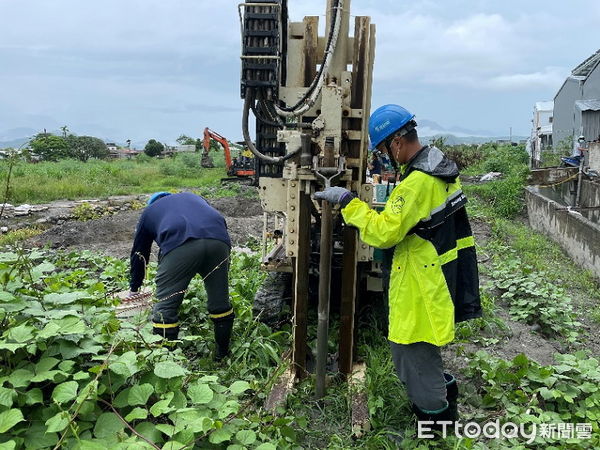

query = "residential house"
553;49;600;149
530;101;553;167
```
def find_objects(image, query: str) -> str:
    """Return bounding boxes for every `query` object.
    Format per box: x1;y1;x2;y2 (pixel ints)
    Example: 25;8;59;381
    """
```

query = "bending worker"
128;191;234;360
315;104;481;427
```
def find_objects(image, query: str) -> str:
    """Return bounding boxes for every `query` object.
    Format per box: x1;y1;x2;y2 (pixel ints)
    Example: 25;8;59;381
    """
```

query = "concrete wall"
590;142;600;172
578;178;600;223
554;78;583;148
526;186;600;279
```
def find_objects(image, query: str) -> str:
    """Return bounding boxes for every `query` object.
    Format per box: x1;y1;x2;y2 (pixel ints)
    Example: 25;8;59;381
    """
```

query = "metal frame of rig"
239;0;378;401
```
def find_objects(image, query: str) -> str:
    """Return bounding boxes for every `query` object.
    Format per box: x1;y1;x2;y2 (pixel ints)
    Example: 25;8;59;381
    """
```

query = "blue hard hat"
147;191;171;205
369;104;415;148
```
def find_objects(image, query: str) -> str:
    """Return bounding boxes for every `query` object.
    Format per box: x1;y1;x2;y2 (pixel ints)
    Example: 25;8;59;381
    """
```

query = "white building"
530;101;553;167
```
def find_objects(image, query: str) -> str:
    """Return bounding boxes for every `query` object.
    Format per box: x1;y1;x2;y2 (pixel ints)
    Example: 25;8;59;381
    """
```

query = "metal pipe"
316;137;335;398
575;157;584;208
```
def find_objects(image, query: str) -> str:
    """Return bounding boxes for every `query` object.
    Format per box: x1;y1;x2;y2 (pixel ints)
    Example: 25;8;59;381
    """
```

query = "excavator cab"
201;127;256;181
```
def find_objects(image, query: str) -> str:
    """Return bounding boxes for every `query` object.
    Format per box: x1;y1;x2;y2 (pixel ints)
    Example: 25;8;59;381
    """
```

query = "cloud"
486;67;568;91
1;0;600;141
371;12;530;83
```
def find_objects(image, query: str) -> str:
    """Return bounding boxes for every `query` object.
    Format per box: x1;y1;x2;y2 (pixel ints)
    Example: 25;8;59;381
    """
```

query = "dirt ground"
27;196;264;259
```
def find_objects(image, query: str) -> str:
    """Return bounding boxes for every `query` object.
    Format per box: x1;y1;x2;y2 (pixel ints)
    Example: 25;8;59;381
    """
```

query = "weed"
0;157;242;204
72;202;108;221
0;247;298;448
465;351;600;448
487;244;580;341
0;227;44;247
591;308;600;325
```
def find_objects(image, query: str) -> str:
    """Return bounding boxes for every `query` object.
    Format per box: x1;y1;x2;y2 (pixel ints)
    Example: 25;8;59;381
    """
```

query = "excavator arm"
202;127;232;169
202;127;255;180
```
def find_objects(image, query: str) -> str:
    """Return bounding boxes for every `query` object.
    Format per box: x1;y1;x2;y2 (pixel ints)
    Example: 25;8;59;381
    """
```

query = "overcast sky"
1;0;599;144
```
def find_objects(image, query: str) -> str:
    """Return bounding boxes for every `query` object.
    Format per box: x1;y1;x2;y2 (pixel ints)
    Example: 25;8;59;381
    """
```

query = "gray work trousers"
389;341;448;412
153;238;231;325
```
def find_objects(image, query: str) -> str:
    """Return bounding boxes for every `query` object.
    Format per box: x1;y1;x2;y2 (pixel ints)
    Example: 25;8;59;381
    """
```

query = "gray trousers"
153;238;231;326
389;341;448;412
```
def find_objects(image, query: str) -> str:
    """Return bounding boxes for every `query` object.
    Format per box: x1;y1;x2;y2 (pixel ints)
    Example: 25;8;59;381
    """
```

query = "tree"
66;135;109;162
60;125;69;138
29;133;70;161
144;139;164;157
176;134;196;146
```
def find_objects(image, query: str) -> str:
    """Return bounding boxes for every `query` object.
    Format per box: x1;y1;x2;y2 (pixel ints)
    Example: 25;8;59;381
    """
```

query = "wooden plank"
350;362;370;438
303;16;319;86
264;367;296;412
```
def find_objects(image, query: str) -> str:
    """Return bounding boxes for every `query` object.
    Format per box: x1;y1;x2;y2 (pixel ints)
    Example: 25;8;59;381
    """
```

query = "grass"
462;144;530;220
491;219;599;293
0;152;247;204
0;227;44;246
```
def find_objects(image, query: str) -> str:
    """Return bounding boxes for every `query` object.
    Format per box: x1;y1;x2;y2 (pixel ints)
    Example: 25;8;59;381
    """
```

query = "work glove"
314;187;355;207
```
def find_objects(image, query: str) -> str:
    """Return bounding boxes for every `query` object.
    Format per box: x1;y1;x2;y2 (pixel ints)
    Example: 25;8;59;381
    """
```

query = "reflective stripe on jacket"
342;146;481;346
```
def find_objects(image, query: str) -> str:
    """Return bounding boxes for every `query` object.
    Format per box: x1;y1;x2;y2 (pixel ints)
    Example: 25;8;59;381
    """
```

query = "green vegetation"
465;351;600;448
0;227;44;247
462;144;530;219
1;142;599;448
144;139;165;157
0;248;300;448
488;243;580;341
29;133;109;162
0;153;241;205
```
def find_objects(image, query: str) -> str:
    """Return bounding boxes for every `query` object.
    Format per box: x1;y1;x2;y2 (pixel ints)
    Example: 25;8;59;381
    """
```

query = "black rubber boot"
444;373;459;421
411;402;457;437
212;315;234;361
153;325;179;341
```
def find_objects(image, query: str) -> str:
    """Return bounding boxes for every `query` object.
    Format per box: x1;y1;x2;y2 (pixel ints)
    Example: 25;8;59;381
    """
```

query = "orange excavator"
201;127;256;179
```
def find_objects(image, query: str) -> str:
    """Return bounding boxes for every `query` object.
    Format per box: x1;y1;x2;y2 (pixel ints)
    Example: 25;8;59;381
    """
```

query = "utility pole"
509;127;512;143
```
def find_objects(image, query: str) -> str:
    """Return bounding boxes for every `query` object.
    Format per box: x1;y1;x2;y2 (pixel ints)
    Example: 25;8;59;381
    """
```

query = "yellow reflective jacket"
342;146;481;346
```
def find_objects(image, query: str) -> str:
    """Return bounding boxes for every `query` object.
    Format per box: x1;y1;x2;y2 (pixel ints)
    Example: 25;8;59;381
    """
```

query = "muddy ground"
26;196;264;259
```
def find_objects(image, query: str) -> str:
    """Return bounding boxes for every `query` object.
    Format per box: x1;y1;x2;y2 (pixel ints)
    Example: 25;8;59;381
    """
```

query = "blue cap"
147;191;171;205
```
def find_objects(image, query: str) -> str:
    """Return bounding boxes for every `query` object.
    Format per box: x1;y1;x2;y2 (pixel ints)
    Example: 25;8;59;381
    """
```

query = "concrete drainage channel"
527;169;600;278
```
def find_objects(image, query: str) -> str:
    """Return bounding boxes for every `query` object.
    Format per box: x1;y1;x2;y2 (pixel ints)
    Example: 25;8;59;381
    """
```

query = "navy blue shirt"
371;157;383;175
129;192;231;291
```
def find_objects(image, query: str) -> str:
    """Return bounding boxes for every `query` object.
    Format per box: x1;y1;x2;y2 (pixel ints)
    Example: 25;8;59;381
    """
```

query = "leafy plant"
465;351;600;448
487;245;580;341
0;248;299;448
72;202;109;221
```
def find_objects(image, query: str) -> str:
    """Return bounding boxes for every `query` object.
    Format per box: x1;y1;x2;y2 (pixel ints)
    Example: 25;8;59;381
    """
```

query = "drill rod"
316;136;336;398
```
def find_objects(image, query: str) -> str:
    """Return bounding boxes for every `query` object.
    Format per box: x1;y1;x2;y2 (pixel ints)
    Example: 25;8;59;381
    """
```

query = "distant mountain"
418;120;496;138
0;127;38;141
1;120;526;151
421;134;528;146
0;137;30;149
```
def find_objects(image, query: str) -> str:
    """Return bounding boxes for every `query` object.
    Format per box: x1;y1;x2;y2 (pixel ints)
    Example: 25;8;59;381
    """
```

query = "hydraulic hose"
274;0;343;118
242;89;300;164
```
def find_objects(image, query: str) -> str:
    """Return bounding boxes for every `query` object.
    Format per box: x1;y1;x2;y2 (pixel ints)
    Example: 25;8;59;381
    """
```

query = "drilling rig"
239;0;377;400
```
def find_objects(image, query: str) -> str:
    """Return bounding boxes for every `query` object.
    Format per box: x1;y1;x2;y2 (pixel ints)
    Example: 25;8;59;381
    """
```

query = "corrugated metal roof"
576;100;600;111
572;49;600;78
535;101;553;111
538;124;552;135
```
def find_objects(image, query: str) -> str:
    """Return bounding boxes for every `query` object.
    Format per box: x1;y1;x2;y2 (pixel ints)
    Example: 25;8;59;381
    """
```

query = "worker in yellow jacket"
315;104;481;429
